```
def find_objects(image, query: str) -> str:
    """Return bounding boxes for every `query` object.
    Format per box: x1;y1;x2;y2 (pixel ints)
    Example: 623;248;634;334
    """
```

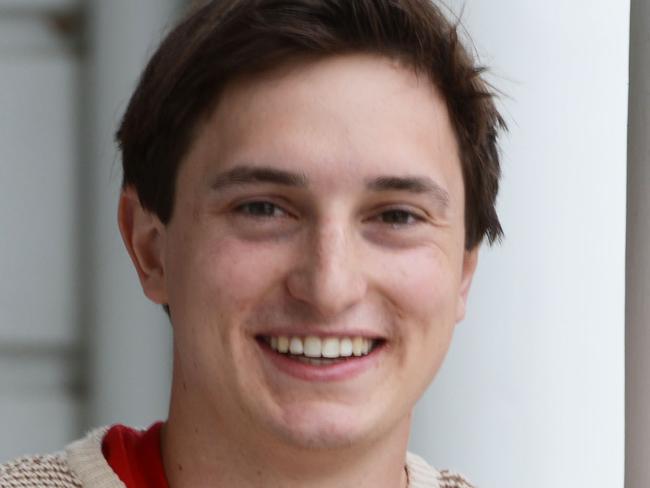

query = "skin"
119;53;478;487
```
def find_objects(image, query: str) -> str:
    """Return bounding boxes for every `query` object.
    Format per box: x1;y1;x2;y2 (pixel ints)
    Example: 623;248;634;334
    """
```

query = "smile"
260;335;382;360
256;334;385;381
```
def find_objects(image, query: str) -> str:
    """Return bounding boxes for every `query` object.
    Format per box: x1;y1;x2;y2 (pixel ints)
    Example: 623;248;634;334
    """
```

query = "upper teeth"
268;336;374;358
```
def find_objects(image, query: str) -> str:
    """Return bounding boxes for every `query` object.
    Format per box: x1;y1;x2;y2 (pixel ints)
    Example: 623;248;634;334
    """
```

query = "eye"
233;201;289;218
377;209;423;226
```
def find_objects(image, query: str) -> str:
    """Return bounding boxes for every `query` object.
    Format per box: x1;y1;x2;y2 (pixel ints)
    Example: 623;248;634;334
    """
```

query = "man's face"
147;54;476;449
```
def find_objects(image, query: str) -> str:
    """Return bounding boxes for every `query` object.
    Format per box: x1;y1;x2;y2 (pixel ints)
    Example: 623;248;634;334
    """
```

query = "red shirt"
102;422;169;488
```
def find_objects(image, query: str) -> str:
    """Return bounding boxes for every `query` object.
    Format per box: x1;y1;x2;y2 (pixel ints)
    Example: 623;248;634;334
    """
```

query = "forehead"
182;53;462;200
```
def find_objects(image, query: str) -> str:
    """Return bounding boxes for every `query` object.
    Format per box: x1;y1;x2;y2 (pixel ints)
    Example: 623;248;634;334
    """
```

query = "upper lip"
254;329;386;340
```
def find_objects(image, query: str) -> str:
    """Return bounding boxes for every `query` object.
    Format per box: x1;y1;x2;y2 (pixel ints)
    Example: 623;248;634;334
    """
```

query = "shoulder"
0;452;82;488
437;469;475;488
406;452;475;488
0;427;125;488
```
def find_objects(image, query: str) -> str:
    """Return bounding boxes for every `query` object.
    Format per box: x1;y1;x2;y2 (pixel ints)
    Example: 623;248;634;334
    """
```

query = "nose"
285;221;367;318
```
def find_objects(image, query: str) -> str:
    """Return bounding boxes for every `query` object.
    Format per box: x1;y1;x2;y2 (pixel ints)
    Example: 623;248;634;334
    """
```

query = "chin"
267;401;382;450
273;421;363;451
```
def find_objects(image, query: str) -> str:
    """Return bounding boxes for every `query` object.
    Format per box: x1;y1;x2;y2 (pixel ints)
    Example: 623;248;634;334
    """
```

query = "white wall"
410;2;628;487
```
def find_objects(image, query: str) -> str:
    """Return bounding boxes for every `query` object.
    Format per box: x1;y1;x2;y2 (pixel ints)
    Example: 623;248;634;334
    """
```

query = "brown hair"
117;0;505;249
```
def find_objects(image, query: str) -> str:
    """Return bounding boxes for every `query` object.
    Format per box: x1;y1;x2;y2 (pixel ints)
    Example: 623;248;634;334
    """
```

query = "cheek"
203;239;270;307
370;249;460;407
384;249;460;328
167;234;289;383
170;234;288;327
380;248;460;374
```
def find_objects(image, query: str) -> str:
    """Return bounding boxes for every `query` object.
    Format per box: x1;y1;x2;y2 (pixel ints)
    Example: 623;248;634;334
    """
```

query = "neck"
161;369;411;488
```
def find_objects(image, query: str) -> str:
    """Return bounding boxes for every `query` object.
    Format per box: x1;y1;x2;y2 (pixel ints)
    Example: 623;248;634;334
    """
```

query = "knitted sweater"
0;428;474;488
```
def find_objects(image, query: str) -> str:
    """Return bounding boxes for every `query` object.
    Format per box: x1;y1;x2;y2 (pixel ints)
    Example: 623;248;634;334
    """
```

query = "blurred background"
0;1;647;487
0;0;178;458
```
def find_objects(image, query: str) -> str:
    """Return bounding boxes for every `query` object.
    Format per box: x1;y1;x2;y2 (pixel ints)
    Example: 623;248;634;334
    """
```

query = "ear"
118;186;168;304
456;246;479;322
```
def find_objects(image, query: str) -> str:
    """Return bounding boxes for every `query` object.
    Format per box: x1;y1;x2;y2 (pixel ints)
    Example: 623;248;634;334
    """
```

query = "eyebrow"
210;166;308;190
366;175;450;209
210;165;449;209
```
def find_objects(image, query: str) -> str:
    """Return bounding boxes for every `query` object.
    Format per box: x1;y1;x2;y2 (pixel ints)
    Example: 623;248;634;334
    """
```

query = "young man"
1;1;504;486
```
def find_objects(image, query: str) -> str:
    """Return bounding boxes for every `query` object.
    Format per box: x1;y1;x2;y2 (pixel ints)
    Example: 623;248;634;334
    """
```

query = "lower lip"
258;340;384;382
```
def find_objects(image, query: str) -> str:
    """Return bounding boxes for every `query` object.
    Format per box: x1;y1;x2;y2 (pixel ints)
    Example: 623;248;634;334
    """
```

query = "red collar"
102;422;169;488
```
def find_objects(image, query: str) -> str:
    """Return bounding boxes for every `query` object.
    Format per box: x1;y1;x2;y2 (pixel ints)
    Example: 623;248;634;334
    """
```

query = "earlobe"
456;246;479;322
118;187;168;304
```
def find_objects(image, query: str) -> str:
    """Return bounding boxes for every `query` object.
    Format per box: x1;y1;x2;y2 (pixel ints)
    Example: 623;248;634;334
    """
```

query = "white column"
626;1;650;486
84;0;181;429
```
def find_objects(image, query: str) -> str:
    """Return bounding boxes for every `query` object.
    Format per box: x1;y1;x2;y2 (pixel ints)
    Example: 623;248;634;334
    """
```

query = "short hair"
117;0;505;249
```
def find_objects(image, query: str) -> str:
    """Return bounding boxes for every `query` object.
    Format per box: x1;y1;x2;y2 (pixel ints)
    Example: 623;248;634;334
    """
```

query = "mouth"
256;334;386;366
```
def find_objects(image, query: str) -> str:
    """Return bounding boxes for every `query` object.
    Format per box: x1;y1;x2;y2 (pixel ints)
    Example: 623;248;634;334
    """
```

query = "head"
117;0;504;453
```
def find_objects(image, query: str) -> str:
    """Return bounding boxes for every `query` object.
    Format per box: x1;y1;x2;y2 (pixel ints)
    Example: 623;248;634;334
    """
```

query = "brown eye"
379;209;421;226
235;201;287;218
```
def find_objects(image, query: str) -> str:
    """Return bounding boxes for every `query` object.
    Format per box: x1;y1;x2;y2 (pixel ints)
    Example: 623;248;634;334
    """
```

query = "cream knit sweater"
0;428;474;488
